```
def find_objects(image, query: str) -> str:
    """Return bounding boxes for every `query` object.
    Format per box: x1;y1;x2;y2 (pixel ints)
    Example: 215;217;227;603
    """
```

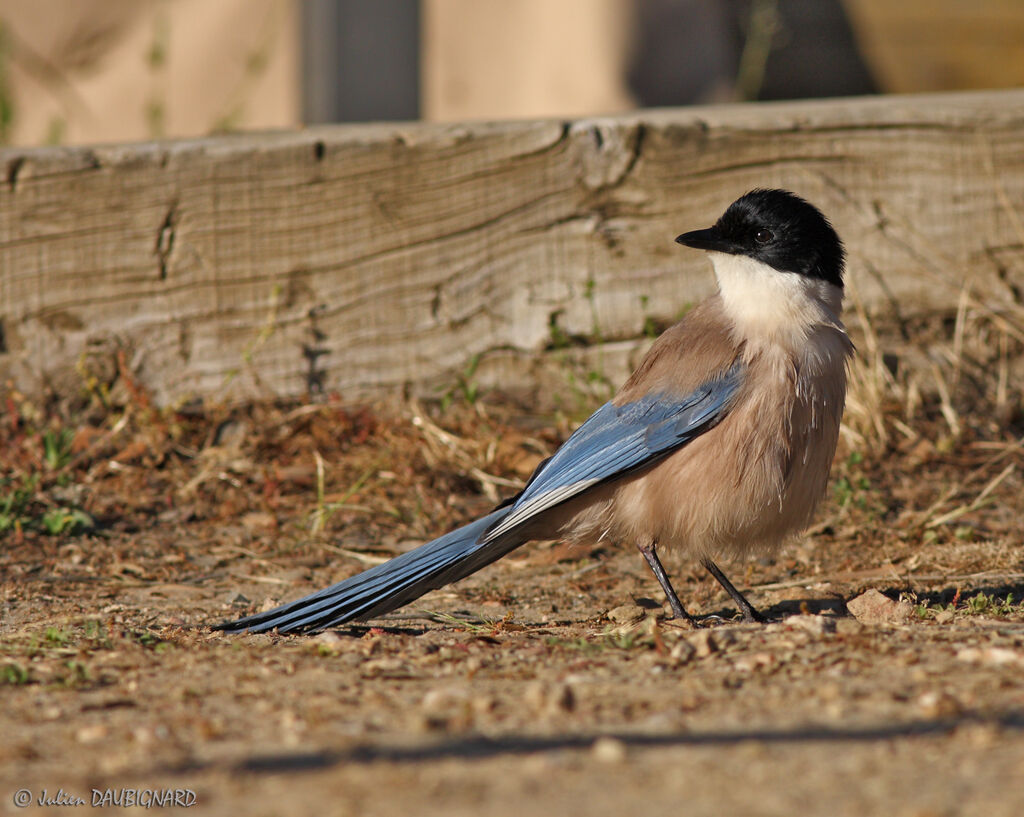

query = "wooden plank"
2;90;1023;406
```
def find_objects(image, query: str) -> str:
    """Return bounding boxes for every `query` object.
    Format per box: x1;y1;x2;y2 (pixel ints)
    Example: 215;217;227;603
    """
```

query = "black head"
676;189;845;288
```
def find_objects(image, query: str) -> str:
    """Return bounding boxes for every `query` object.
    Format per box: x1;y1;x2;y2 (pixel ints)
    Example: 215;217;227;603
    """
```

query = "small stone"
258;595;280;613
783;614;837;636
240;511;278;532
421;686;467;715
668;639;697;665
818;682;842;701
607;604;646;625
524;681;576;716
132;726;155;745
845;589;914;625
550;683;576;713
360;633;384;657
471;695;497;715
712;629;737;648
732;651;776;673
916;691;962;719
956;646;1024;667
591;736;628;764
688;630;718;658
361;657;411;678
312;631;344;654
955;721;1003;748
76;724;108;743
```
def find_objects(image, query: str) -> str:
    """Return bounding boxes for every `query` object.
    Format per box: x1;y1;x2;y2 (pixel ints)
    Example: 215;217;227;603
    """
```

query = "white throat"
709;252;845;344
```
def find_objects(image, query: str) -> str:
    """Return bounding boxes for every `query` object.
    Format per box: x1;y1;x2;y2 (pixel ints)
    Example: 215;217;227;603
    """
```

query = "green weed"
1;663;30;685
0;426;94;535
908;591;1022;620
439;354;484;412
40;508;93;535
548;313;573;350
832;450;886;519
543;636;604;654
0;474;39;532
44;627;70;646
60;660;90;687
420;609;505;634
42;428;74;470
133;630;172;652
964;591;1019;617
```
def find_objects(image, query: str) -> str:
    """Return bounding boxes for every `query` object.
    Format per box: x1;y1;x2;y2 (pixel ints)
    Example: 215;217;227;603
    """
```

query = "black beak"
675;227;736;254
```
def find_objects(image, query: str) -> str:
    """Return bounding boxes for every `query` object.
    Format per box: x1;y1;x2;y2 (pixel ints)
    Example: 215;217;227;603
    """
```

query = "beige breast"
543;316;852;560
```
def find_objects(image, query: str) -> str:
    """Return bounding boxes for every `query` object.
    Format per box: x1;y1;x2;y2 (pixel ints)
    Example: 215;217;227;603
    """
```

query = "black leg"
637;541;696;625
701;557;766;623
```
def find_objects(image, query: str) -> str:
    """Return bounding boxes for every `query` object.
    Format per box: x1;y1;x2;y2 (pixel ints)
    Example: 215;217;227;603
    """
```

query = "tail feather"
213;508;526;634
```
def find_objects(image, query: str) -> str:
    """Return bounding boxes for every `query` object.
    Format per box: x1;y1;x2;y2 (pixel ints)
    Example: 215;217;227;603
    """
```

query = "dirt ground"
2;315;1024;816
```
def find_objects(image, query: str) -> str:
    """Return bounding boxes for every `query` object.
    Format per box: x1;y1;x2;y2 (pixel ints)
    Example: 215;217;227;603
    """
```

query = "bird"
215;188;853;634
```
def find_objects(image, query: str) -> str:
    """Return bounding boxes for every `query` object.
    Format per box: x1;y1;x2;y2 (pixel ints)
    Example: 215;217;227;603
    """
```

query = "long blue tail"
214;508;525;634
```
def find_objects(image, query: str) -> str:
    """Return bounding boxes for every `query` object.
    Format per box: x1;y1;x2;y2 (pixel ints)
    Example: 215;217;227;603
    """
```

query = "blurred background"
0;0;1022;146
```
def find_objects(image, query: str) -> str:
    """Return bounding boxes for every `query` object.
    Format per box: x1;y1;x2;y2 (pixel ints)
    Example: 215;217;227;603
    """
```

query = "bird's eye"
754;229;774;244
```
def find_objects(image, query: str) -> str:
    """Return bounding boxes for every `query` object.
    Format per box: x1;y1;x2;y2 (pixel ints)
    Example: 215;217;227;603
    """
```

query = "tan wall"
423;1;1024;121
0;0;299;146
2;1;1024;147
842;0;1024;93
422;0;636;122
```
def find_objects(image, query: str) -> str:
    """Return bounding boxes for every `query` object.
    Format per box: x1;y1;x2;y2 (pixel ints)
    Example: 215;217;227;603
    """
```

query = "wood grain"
2;90;1023;405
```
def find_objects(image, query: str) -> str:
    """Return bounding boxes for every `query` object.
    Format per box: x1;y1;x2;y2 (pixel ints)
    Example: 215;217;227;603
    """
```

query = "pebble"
687;628;734;657
524;681;576;716
312;631;345;654
845;589;915;624
606;604;646;625
916;691;962;718
732;651;776;673
420;686;468;715
690;630;718;657
240;511;277;532
834;618;864;635
76;724;108;744
668;640;697;665
361;657;413;678
783;614;837;636
956;646;1024;667
591;736;628;764
955;721;1003;748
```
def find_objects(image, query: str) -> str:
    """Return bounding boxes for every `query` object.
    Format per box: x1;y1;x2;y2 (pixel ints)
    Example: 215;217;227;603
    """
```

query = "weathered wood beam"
2;90;1023;405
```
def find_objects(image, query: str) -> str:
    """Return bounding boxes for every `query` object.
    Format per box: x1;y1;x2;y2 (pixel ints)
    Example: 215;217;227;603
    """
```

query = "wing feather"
479;363;744;543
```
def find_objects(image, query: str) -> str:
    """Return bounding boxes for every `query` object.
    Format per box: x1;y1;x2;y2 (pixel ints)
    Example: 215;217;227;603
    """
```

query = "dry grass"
1;290;1022;609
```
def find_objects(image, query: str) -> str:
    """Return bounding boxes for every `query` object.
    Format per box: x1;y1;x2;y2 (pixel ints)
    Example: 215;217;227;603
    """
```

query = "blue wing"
478;362;744;543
